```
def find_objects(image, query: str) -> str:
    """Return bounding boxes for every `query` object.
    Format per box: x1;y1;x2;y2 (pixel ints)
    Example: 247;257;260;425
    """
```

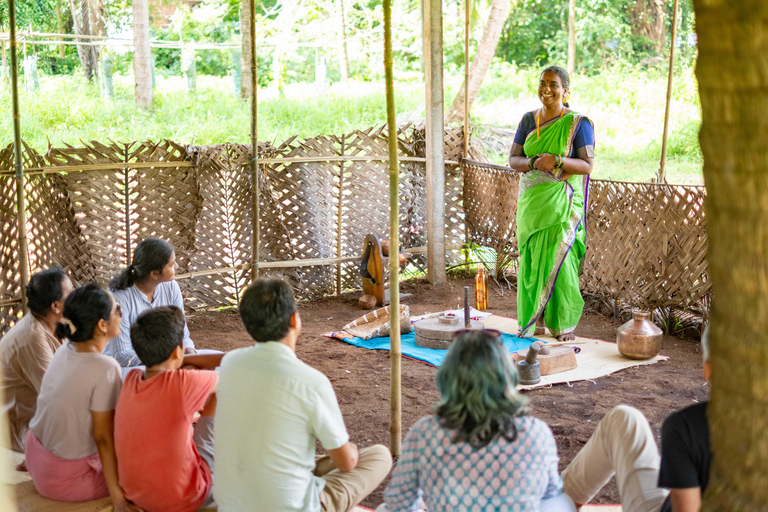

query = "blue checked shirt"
104;282;195;367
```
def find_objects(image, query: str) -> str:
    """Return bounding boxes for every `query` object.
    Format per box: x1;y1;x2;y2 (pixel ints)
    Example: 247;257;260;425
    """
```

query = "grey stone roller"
414;315;484;350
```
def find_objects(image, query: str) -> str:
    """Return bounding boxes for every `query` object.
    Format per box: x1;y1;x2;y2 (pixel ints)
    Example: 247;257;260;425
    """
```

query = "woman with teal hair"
509;65;595;341
377;330;575;511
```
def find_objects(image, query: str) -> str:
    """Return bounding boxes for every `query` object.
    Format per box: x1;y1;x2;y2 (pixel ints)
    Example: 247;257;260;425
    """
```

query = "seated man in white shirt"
214;278;392;512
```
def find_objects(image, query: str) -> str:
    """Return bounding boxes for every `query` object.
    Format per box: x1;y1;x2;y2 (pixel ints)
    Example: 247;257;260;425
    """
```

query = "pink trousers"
25;431;110;502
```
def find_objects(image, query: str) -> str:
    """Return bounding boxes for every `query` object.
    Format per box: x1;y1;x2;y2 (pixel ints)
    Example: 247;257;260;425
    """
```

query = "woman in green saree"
508;66;595;341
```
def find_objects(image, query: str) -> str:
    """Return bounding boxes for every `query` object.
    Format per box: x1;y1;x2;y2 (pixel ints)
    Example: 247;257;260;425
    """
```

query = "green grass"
0;62;703;184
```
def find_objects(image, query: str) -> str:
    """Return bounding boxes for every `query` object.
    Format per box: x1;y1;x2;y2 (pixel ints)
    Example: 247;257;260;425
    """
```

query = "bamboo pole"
249;0;259;282
124;144;131;266
462;0;469;159
383;0;401;456
462;0;470;267
8;0;29;313
336;134;346;295
658;0;679;183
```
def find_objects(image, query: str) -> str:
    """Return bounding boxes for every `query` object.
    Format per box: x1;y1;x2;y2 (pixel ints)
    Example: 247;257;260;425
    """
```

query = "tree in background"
240;0;253;98
68;0;105;80
694;0;768;509
133;0;152;107
567;0;576;74
336;0;349;81
445;0;513;123
629;0;665;52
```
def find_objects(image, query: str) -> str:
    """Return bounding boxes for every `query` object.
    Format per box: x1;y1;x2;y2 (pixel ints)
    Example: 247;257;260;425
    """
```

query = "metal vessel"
616;310;663;360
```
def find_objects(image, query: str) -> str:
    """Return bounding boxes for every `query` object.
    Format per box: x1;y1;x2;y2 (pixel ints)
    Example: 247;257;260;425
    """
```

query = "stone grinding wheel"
414;316;485;350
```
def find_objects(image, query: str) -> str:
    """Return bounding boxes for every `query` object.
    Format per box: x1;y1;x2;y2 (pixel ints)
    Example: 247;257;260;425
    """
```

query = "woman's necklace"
75;340;102;353
536;107;565;139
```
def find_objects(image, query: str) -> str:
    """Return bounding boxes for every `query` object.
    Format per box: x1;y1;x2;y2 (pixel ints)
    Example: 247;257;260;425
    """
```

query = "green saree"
517;112;591;338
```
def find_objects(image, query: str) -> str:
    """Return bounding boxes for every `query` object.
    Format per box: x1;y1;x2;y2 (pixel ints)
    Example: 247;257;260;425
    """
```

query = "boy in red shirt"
114;306;223;512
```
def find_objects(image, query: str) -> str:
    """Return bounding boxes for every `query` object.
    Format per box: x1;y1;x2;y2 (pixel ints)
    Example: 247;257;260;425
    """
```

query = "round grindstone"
414;318;485;349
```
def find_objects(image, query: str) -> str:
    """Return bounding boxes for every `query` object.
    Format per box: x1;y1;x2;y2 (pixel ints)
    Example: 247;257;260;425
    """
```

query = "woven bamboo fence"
0;126;467;335
462;160;710;318
0;131;710;335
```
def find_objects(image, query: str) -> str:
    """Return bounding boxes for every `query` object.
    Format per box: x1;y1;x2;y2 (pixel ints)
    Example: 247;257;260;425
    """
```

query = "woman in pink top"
25;284;140;512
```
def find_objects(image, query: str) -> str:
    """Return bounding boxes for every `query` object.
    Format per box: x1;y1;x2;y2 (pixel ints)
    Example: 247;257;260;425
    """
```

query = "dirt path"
187;276;707;508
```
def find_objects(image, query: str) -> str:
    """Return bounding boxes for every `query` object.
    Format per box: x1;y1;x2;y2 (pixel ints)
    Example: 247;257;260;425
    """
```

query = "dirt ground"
187;276;708;509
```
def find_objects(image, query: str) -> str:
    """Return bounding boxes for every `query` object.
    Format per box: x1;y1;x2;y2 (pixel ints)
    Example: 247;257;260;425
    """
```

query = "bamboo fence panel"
0;145;22;332
0;130;709;336
0;125;470;334
462;160;710;315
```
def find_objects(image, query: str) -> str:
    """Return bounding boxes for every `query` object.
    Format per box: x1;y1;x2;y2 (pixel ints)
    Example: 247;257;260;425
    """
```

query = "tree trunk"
631;0;665;52
693;1;768;510
445;0;512;124
133;0;153;108
567;0;576;75
240;3;252;100
57;0;65;58
68;0;104;80
337;0;350;81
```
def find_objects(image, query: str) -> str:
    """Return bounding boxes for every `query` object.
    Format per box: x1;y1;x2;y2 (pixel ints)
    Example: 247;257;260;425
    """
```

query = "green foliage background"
0;0;703;184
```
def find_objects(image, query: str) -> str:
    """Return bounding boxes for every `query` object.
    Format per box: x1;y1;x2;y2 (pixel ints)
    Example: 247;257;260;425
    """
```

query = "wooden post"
336;134;345;295
8;0;29;313
658;0;679;183
383;0;402;456
424;0;446;285
249;0;260;282
462;0;469;159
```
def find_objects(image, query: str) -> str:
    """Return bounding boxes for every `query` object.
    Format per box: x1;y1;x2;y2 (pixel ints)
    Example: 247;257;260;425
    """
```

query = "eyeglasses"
451;328;502;340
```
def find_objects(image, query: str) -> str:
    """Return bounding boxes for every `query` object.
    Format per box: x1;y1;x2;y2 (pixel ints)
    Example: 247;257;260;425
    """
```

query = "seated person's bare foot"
15;459;27;472
556;332;575;342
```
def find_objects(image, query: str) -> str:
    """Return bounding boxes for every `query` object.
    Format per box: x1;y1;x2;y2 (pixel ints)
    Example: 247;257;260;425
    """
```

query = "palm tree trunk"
240;3;252;100
57;0;65;58
133;0;153;108
68;0;101;80
337;0;350;81
694;1;768;510
567;0;576;75
445;0;511;123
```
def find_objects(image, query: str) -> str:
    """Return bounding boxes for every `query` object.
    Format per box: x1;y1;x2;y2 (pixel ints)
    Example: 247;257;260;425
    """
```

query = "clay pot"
617;310;663;360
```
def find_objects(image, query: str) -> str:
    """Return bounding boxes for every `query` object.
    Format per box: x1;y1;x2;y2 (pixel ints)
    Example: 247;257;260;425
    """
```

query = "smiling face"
538;70;568;110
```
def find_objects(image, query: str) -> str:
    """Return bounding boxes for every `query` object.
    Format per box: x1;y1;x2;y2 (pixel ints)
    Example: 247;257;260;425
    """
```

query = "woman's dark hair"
541;65;570;107
435;330;528;449
239;278;297;342
131;306;185;367
26;268;68;314
54;283;113;342
110;238;174;291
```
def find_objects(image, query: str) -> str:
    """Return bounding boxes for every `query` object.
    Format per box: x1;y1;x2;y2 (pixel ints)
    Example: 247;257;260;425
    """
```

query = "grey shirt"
104;281;194;368
29;343;122;459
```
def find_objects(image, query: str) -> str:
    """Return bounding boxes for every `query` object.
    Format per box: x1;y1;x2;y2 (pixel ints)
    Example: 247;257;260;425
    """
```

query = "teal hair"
435;331;529;449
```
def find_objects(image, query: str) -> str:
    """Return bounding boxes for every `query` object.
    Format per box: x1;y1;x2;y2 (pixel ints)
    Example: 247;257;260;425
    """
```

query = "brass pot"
617;310;663;360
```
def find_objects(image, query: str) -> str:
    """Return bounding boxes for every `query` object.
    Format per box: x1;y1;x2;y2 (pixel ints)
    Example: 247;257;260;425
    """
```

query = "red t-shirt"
115;369;218;512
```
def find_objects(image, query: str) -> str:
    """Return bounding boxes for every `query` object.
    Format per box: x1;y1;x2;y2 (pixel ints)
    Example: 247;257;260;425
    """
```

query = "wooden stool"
12;480;219;512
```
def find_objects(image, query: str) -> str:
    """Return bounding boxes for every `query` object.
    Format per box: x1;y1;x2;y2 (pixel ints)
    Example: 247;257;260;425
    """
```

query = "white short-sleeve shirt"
214;342;349;512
